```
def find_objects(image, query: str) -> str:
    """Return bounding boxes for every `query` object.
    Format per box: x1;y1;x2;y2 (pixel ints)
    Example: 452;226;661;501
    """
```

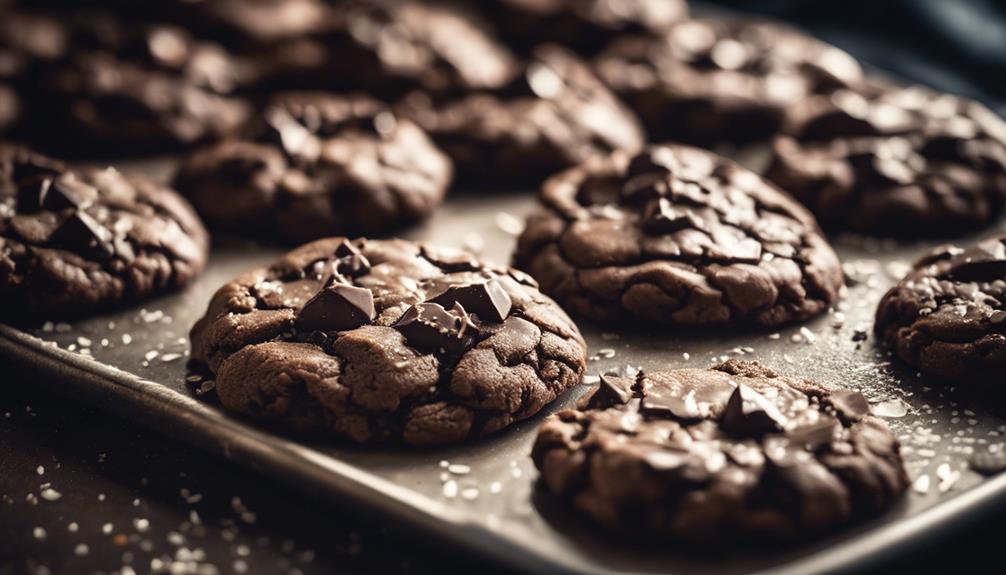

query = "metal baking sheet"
3;151;1006;575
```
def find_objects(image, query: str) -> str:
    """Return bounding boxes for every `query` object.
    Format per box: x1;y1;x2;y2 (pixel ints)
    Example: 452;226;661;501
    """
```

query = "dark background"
5;1;1006;573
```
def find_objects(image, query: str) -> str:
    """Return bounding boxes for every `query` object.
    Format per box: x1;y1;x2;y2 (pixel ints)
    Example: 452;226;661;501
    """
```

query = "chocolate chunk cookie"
174;92;452;244
258;0;517;99
875;234;1006;380
766;86;1006;237
491;0;689;55
35;13;251;154
594;18;863;145
513;144;843;326
399;44;645;188
0;143;209;318
0;8;66;133
532;360;909;542
189;237;587;446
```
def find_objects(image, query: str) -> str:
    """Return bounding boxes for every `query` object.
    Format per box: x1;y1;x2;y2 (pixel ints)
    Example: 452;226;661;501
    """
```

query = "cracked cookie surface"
513;144;843;327
532;360;909;542
766;86;1006;238
875;234;1006;380
0;143;209;318
398;44;644;189
190;237;587;446
174;92;452;244
594;18;863;145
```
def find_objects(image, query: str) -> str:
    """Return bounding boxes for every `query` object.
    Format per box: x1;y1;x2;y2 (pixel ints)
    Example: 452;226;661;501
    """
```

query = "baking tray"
3;146;1006;574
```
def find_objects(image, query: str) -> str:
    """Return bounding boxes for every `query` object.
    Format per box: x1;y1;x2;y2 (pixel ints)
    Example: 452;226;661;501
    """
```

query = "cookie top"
36;14;251;153
0;8;66;82
165;0;335;47
0;143;209;318
532;360;909;542
875;234;1006;380
260;0;517;99
492;0;689;55
190;237;587;446
513;144;843;326
766;86;1006;237
399;44;645;188
174;92;452;244
594;18;863;144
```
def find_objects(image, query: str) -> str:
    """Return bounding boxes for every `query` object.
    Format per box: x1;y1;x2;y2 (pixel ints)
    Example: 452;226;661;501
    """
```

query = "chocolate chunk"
42;178;92;211
49;211;115;260
428;280;512;323
946;260;1006;283
16;178;50;213
336;254;372;278
585;374;635;409
420;245;482;272
394;302;476;355
786;416;839;450
296;282;376;333
721;383;788;436
829;390;870;422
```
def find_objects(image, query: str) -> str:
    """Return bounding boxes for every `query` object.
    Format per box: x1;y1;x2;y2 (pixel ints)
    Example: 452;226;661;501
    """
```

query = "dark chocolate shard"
428;280;512;323
42;177;92;211
721;383;788;436
829;389;870;422
786;416;839;451
16;177;50;213
296;283;375;333
394;302;476;354
946;259;1006;283
585;374;634;409
336;253;371;277
334;238;362;258
420;244;481;272
50;211;115;260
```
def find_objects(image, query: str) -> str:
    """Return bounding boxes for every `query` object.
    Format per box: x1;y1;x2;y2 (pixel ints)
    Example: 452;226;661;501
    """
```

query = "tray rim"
4;323;1006;575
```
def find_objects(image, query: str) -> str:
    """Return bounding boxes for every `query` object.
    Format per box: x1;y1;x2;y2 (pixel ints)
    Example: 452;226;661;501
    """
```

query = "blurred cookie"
190;237;587;445
36;13;251;154
533;360;909;542
399;44;644;188
514;144;842;326
876;234;1006;380
0;143;208;318
595;18;863;145
491;0;688;55
766;86;1006;237
174;92;452;244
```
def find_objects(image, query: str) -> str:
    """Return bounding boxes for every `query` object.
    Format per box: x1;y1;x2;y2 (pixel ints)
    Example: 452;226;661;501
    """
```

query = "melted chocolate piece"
296;282;376;333
43;178;92;211
786;416;839;450
394;302;476;354
721;383;788;436
428;280;512;323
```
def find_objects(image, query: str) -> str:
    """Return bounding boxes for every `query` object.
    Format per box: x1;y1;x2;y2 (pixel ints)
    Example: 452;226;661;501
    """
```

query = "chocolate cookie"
765;86;1006;237
875;234;1006;380
258;0;517;99
0;143;209;318
0;85;15;133
513;144;843;326
35;13;251;154
399;44;645;188
189;237;587;446
174;92;452;244
491;0;689;55
594;18;864;145
532;360;909;542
